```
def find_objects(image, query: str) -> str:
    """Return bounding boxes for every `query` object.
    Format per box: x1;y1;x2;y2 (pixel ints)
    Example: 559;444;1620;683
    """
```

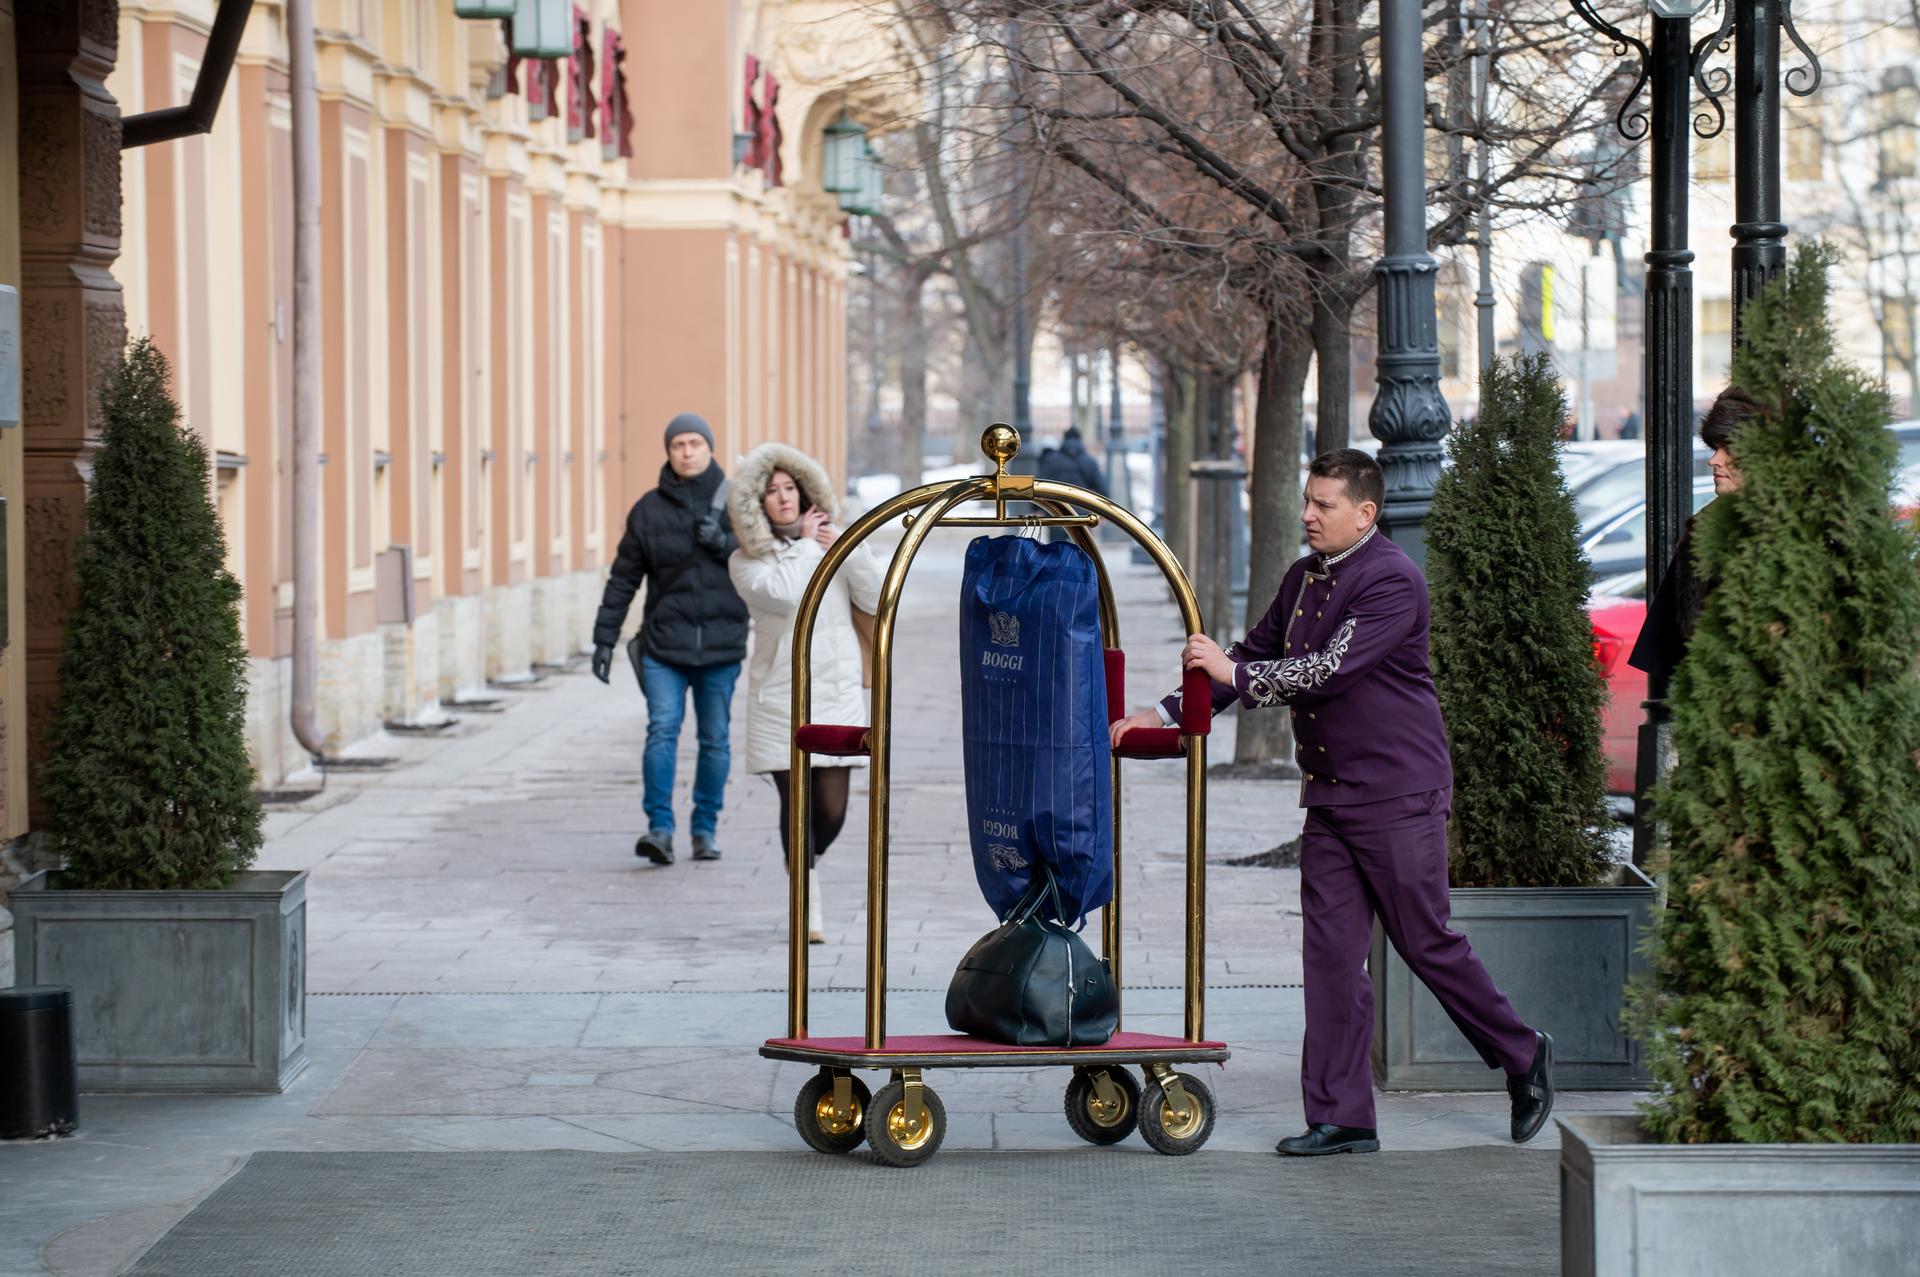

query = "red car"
1588;582;1648;796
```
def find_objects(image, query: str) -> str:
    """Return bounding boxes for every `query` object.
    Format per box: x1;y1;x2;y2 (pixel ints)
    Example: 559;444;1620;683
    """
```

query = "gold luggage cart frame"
759;426;1228;1166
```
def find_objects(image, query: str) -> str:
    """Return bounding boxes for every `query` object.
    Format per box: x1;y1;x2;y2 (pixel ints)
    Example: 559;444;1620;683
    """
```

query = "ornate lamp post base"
1368;0;1451;568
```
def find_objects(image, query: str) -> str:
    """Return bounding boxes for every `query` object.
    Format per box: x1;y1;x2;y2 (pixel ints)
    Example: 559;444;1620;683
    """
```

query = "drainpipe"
288;0;324;766
121;0;255;148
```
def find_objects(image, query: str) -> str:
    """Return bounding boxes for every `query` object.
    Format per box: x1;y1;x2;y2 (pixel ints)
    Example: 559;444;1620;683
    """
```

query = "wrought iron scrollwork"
1570;0;1653;141
1689;0;1736;140
1781;1;1822;97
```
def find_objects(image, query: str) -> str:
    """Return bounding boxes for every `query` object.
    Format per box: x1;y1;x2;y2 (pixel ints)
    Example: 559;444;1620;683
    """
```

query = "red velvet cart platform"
760;426;1230;1167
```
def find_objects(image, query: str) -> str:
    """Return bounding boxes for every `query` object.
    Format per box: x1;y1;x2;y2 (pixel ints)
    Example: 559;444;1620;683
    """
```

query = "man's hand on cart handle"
1182;633;1235;686
1109;709;1162;749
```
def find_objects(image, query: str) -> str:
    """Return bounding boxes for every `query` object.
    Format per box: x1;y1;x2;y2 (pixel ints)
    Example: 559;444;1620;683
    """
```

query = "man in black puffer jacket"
591;413;749;866
1035;425;1108;496
1036;427;1108;541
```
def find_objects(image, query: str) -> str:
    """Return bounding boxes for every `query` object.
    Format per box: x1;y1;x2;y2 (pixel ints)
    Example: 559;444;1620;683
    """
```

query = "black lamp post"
1700;0;1822;339
1370;0;1453;569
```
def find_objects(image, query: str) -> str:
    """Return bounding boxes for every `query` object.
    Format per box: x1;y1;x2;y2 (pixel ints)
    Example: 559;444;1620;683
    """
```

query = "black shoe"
634;831;674;865
1275;1124;1380;1156
1509;1030;1555;1144
691;835;721;862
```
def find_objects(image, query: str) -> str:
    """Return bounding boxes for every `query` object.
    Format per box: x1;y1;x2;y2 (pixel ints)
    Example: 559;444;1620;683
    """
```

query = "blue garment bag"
958;535;1114;928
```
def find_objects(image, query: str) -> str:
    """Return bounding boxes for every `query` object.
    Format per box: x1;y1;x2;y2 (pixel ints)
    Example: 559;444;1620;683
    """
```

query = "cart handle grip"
1181;666;1214;735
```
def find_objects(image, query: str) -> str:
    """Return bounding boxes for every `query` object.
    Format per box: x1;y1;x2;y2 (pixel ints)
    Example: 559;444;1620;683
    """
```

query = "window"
1696;131;1730;183
1883;296;1916;371
1785;104;1823;182
1880;86;1919;182
1700;297;1734;385
1437;264;1467;380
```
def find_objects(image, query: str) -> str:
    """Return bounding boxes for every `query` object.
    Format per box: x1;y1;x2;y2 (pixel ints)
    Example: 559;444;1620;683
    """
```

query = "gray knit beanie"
664;412;715;452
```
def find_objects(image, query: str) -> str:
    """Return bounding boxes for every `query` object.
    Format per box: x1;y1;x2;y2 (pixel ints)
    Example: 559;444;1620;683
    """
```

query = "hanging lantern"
453;0;516;18
834;149;882;217
854;142;884;214
511;0;571;58
821;117;867;194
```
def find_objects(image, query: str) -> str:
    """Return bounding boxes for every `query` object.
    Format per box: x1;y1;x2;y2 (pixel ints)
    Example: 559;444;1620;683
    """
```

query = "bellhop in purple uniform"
1122;450;1554;1155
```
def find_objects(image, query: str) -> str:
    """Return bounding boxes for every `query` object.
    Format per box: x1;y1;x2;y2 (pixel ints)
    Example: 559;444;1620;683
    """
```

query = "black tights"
768;768;851;869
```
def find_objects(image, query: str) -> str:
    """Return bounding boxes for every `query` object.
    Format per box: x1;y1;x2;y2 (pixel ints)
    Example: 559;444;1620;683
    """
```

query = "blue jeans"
639;654;741;838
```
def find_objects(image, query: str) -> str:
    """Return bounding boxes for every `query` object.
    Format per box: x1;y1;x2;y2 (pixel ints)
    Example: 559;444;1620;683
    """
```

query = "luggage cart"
760;424;1228;1167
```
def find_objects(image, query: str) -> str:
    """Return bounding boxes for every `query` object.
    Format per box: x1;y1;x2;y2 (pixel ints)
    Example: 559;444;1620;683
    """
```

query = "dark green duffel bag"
945;865;1118;1047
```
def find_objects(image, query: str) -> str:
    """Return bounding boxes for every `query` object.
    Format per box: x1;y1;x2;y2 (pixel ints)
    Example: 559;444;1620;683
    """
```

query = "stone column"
16;0;125;823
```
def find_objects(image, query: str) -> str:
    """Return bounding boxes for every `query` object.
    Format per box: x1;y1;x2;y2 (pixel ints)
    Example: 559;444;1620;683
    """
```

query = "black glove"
694;508;734;556
591;644;614;684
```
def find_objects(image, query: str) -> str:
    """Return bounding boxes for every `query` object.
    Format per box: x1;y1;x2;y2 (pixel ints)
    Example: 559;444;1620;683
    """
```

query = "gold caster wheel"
864;1074;946;1168
794;1069;870;1155
1137;1070;1215;1156
1064;1067;1140;1146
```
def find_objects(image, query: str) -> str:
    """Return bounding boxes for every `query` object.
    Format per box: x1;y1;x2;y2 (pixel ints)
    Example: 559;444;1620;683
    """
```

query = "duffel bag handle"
1006;863;1065;927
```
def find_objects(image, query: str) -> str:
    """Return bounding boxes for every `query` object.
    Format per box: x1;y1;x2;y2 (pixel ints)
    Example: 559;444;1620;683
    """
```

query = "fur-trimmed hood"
730;442;842;560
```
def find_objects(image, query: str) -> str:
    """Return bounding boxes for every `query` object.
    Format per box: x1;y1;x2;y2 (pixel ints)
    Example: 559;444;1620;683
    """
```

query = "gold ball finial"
981;423;1020;469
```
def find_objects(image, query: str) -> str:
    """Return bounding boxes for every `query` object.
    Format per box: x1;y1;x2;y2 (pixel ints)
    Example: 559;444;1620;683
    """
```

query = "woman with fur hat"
729;443;883;944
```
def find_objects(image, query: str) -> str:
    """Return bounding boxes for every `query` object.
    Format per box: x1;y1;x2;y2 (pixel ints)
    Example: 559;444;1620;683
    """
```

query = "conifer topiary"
40;338;263;890
1638;245;1920;1144
1426;353;1614;888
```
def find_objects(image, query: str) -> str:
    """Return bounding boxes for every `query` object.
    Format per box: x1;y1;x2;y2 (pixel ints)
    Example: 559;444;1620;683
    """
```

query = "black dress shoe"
634;832;675;865
1509;1030;1555;1143
691;835;721;862
1275;1123;1380;1156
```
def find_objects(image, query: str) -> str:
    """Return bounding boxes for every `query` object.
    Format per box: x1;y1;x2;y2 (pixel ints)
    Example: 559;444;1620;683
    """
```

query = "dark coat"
593;461;749;668
1037;434;1107;495
1627;511;1709;685
1160;528;1453;807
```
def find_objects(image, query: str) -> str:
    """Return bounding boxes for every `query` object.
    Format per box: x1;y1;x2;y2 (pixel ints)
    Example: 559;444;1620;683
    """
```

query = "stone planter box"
9;869;308;1093
1371;862;1656;1091
1560;1114;1920;1276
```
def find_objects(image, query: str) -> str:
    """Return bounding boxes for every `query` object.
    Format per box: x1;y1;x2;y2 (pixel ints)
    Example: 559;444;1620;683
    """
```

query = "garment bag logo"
983;610;1024;669
987;843;1029;871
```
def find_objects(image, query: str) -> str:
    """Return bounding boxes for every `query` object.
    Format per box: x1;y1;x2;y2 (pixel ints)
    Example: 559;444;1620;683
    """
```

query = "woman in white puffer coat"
728;443;882;944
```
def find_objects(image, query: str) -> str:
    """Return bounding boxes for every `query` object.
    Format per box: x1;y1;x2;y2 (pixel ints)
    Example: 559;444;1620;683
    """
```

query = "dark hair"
1308;448;1385;512
1699;385;1759;452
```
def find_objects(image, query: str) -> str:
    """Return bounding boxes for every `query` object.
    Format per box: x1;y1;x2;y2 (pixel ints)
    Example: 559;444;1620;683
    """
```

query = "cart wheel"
865;1077;946;1167
794;1069;871;1154
1064;1067;1141;1145
1138;1071;1215;1156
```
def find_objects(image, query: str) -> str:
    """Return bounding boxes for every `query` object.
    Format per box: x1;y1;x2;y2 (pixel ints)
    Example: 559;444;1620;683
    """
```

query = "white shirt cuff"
1154;702;1176;726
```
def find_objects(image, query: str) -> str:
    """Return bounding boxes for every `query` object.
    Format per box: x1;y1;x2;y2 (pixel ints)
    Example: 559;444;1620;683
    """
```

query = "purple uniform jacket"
1159;528;1452;807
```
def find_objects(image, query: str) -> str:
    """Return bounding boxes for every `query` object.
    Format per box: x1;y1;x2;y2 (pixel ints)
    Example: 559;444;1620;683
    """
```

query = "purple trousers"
1299;787;1537;1128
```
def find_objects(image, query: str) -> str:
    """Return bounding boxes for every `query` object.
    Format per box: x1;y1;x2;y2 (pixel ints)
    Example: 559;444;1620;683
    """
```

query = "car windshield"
1574;462;1645;531
1897;426;1920;472
1584;486;1715;565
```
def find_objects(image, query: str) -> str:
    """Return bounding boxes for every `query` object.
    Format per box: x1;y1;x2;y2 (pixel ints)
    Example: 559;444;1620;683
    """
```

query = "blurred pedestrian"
1037;426;1107;541
1628;385;1758;682
591;413;748;866
729;443;883;944
1036;426;1107;494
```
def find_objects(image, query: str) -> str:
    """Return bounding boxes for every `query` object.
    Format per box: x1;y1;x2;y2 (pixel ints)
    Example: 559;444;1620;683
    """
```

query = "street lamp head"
1647;0;1712;18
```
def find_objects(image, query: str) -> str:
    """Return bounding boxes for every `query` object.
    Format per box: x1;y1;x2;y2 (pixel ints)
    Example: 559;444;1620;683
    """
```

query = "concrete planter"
1560;1114;1920;1276
1371;862;1656;1091
9;869;308;1093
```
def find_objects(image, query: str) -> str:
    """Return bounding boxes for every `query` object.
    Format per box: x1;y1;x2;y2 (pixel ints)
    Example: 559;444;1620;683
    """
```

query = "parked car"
1581;480;1718;581
1588;571;1648;796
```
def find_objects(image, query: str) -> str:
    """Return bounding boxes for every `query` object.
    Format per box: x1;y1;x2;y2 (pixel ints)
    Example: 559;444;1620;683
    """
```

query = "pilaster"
18;0;127;822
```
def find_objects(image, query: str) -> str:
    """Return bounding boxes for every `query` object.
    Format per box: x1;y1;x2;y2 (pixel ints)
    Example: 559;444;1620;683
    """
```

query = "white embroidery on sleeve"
1239;618;1357;707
